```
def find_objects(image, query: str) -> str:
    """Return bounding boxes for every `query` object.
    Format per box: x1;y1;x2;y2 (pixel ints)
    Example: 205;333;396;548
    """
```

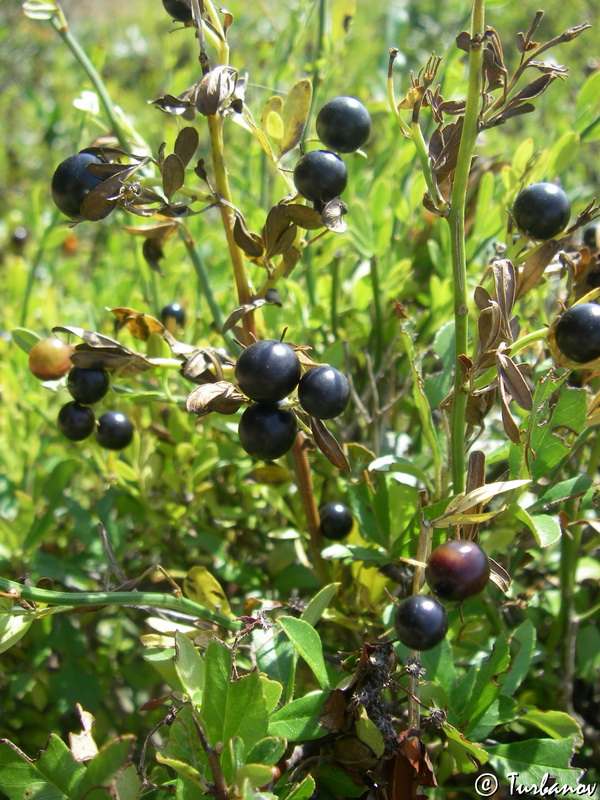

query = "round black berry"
298;365;350;419
555;302;600;364
235;340;301;402
319;502;353;540
57;402;95;442
51;152;104;219
162;0;192;22
161;302;186;330
28;337;74;381
425;540;490;602
238;403;298;460
67;367;110;405
394;595;448;651
512;182;571;241
96;411;134;450
293;150;348;204
316;96;371;153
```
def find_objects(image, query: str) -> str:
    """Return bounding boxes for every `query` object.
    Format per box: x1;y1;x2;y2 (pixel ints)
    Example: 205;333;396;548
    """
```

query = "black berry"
161;302;186;330
96;411;134;450
319;502;353;540
57;402;95;441
298;365;350;419
583;223;598;250
235;340;301;402
162;0;192;22
51;152;104;219
316;96;371;153
67;367;110;405
512;182;570;241
394;595;448;651
425;540;490;602
238;403;298;460
293;150;348;204
555;302;600;364
28;337;74;381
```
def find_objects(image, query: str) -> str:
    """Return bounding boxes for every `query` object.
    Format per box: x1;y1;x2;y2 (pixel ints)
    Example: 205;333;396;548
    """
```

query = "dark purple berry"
316;96;371;153
238;403;297;460
57;402;95;441
512;182;570;241
96;411;134;450
235;340;301;402
555;302;600;364
319;502;353;540
394;595;448;651
425;540;490;602
293;151;348;204
51;152;104;219
298;365;350;419
67;367;110;405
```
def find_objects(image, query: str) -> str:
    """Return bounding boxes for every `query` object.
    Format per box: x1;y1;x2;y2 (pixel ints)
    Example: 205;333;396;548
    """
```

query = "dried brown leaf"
497;369;523;444
489;557;511;592
142;238;166;276
162;153;185;202
174;126;200;168
110;307;165;341
515;240;561;300
195;66;237;116
262;205;297;259
234;213;264;258
181;348;230;384
321;198;347;233
284;204;325;231
310;417;350;471
497;352;533;411
186;381;245;416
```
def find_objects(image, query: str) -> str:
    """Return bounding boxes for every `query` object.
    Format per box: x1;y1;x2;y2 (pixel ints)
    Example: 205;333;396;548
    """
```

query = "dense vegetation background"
0;0;598;797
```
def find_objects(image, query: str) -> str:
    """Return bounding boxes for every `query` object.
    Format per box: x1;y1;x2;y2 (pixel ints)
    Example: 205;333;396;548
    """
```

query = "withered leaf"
279;78;313;159
142;237;166;276
489;556;511;593
122;222;178;240
515;240;561;300
181;348;229;384
310;417;350;471
234;213;264;258
262;204;297;259
517;11;544;53
490;259;517;321
110;307;165;341
282;245;302;274
196;66;237;116
186;381;245;416
222;296;274;333
162;153;185;202
321;198;348;233
497;367;522;444
151;92;196;116
455;31;471;52
528;60;568;76
71;347;153;374
431;118;464;178
284;203;325;231
438;99;467;115
396;729;438;788
52;326;134;351
509;74;556;105
485;102;535;128
318;689;351;732
497;352;533;411
174;126;200;168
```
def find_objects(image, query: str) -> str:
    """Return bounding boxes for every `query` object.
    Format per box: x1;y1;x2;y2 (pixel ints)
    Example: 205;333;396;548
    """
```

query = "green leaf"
182;566;233;618
509;504;562;547
155;756;209;790
10;327;42;354
282;774;315;800
0;735;84;799
246;737;287;767
201;641;268;781
278;616;329;690
114;763;142;800
529;384;587;481
529;474;593;513
268;691;328;740
71;735;135;799
443;724;489;773
451;635;510;739
487;737;583;788
235;764;276;789
300;583;340;626
0;598;33;655
423;321;455;410
253;626;296;698
419;637;457;697
519;709;583;748
143;646;179;689
500;620;536;697
175;632;204;706
260;677;283;714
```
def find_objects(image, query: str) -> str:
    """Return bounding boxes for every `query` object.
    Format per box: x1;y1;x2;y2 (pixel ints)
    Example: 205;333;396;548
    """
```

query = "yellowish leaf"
279;78;313;158
183;566;233;618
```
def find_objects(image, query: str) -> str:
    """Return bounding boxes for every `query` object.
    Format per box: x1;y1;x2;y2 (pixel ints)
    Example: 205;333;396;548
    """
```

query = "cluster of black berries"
394;541;491;651
293;96;371;207
58;368;134;450
235;340;350;461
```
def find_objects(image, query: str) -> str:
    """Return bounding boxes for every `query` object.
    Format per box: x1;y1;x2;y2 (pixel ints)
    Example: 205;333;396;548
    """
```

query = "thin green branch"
447;0;486;494
0;576;239;631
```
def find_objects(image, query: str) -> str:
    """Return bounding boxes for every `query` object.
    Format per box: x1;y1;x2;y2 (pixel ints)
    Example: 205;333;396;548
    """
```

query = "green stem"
411;121;448;213
50;15;133;153
447;0;486;494
370;257;384;371
0;576;239;631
